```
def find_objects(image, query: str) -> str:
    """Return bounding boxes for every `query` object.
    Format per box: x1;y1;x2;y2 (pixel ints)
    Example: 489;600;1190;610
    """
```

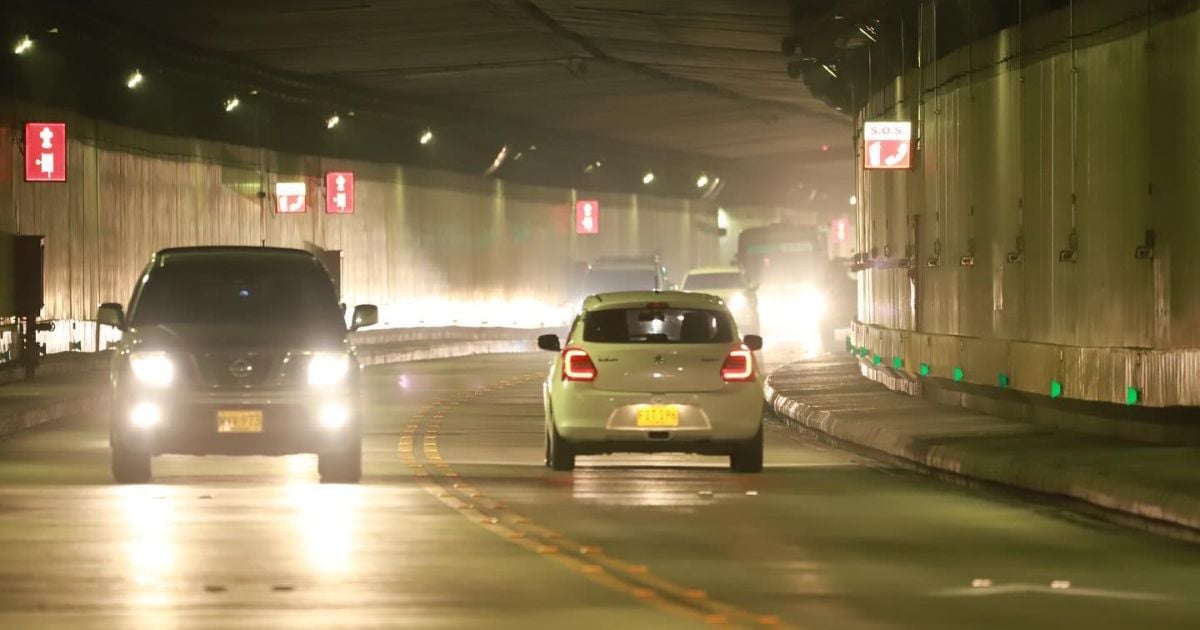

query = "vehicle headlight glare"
728;291;748;312
129;352;175;388
308;353;350;387
130;402;162;428
319;402;350;429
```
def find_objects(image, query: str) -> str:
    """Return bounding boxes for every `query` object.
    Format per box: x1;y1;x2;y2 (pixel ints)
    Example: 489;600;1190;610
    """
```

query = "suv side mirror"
743;334;763;352
98;303;125;330
537;334;561;352
350;304;379;331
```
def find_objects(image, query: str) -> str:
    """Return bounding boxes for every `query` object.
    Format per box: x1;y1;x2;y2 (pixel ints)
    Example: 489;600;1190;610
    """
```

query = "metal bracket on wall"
959;255;975;267
1058;230;1079;263
1134;229;1155;260
1006;233;1025;264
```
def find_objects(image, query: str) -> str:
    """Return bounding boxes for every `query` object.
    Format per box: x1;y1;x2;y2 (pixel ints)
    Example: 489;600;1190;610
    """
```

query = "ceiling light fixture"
642;172;655;185
419;129;434;145
13;35;33;55
822;64;839;79
126;69;144;89
326;113;340;129
696;174;710;188
223;96;240;112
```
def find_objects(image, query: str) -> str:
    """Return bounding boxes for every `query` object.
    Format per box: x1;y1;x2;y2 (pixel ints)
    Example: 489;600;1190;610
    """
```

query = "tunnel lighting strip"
398;376;790;628
8;31;724;194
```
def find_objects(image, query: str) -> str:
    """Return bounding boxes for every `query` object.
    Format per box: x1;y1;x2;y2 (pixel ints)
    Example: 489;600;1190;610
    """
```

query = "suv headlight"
129;352;175;388
308;352;351;387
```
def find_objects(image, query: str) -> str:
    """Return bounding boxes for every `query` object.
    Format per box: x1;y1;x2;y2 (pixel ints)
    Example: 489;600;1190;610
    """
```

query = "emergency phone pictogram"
575;199;600;235
24;122;67;182
325;171;355;214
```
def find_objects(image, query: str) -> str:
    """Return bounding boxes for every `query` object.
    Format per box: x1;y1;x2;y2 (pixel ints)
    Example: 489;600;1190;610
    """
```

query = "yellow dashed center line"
398;372;794;629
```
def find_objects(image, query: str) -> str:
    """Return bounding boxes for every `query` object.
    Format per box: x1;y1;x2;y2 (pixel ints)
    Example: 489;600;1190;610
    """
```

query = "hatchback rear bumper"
549;384;763;445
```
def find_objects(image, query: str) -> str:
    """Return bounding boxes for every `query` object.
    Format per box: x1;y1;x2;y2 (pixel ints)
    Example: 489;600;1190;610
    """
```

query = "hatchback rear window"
583;308;734;344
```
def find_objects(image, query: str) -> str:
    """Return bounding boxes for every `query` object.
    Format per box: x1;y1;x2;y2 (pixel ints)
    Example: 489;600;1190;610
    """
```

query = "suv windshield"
583;308;734;344
130;259;344;329
683;272;745;291
584;268;659;293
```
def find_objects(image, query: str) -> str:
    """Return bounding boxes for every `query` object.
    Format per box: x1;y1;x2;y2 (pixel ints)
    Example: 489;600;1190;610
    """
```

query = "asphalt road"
1;352;1199;629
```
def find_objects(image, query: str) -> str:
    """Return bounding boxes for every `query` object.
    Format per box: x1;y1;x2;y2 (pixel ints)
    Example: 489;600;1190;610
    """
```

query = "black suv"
98;247;378;483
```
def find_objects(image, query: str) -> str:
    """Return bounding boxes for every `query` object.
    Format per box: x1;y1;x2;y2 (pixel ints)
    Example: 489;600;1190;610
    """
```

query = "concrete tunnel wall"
854;0;1200;407
0;99;719;354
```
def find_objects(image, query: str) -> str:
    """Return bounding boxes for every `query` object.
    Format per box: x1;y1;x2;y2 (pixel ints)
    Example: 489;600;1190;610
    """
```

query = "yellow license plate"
217;410;263;433
636;406;679;427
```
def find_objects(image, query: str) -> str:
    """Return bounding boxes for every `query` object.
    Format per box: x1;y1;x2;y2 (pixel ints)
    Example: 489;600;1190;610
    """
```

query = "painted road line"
399;373;794;629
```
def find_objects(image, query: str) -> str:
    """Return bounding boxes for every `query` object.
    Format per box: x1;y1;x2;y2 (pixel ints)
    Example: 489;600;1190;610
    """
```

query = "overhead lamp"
858;25;879;43
326;113;340;129
584;159;603;173
126;69;144;89
13;35;33;55
642;171;655;185
419;129;434;145
223;96;240;112
696;174;710;188
821;63;839;79
850;195;858;206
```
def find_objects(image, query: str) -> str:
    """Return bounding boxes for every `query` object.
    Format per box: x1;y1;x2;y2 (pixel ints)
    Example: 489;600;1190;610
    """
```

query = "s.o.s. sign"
863;121;912;170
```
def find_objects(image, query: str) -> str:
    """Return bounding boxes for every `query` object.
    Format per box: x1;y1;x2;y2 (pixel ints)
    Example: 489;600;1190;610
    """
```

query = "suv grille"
194;352;280;388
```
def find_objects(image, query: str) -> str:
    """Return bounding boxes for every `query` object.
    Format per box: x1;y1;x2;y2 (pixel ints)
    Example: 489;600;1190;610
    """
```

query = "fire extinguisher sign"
863;121;913;170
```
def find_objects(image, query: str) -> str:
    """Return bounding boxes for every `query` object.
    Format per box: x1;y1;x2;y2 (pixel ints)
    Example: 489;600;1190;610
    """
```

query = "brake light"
562;348;597;382
721;348;754;382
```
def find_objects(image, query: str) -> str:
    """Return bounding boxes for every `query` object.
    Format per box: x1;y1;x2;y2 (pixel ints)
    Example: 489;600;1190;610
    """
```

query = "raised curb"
765;365;1200;534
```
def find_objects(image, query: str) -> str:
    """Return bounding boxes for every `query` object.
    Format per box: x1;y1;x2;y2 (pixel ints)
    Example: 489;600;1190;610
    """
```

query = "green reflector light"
859;347;869;358
1126;387;1140;406
1050;379;1063;399
919;363;931;376
872;354;882;366
953;367;964;382
893;356;904;369
998;373;1009;389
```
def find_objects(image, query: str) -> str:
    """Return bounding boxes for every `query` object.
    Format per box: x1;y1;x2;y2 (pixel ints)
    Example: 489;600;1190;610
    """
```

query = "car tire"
548;423;575;472
111;443;152;484
319;445;362;483
729;426;764;474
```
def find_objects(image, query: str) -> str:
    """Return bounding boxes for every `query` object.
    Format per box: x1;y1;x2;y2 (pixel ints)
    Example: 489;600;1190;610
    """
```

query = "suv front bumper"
111;389;360;456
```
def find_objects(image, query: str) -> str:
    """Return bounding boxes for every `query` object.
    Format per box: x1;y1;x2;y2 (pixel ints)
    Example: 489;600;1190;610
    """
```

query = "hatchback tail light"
721;348;754;382
562;348;598;382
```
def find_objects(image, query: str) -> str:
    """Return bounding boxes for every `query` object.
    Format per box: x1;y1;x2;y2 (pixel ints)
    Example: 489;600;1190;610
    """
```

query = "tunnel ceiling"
68;0;854;197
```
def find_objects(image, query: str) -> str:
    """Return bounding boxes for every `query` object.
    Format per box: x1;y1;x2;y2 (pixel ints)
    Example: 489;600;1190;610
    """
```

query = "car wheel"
319;445;362;483
111;442;152;484
548;423;575;472
729;426;764;474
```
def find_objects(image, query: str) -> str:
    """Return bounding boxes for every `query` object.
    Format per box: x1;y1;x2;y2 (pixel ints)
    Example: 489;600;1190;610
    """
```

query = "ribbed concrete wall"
0;100;718;352
854;1;1200;407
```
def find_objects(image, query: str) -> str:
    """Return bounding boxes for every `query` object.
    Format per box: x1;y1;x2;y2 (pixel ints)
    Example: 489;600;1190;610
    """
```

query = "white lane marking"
934;583;1169;601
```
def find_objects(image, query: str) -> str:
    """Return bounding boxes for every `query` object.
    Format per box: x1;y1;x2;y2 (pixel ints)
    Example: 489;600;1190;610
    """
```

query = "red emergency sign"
863;121;912;170
325;171;354;214
24;122;67;182
275;182;307;214
832;217;850;243
575;199;600;235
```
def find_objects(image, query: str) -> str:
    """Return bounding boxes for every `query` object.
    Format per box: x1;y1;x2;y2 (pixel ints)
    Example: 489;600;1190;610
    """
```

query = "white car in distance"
538;291;765;473
681;266;759;334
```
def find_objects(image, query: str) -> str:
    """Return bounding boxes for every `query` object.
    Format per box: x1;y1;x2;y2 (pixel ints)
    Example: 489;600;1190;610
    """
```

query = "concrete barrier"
0;326;546;439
